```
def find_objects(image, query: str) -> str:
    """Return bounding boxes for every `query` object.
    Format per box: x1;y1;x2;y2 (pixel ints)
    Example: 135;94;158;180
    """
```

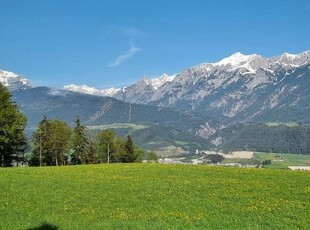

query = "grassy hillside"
13;87;216;134
1;164;309;229
86;123;212;153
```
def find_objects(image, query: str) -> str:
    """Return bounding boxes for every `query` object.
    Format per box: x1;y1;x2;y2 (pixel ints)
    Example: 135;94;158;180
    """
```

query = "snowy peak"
0;70;32;91
283;52;297;59
275;52;298;63
271;50;310;67
138;73;176;90
102;87;122;96
64;84;100;95
64;73;176;97
151;73;176;90
214;52;259;67
63;50;310;101
210;52;266;73
64;84;121;97
196;50;310;74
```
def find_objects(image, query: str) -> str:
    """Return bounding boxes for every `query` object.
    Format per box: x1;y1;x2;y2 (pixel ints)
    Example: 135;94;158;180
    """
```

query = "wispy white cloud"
109;45;141;67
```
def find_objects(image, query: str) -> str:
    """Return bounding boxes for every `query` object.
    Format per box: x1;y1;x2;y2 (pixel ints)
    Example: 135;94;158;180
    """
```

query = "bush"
206;154;225;164
262;159;272;165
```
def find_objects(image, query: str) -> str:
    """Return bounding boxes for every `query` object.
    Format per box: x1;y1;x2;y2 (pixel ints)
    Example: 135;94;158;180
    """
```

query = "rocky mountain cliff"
64;73;176;100
64;50;310;124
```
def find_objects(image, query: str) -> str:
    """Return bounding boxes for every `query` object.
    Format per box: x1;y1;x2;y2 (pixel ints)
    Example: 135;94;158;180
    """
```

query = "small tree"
113;137;126;162
206;154;225;164
96;129;115;163
134;145;145;163
262;159;272;166
147;150;158;163
50;119;71;166
31;117;71;166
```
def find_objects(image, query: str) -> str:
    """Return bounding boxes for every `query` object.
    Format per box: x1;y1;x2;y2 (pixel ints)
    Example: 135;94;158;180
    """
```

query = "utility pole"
107;141;110;163
128;103;132;122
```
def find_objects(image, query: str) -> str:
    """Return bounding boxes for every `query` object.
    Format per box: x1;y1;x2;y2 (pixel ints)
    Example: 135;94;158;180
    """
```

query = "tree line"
0;83;149;167
29;116;144;166
217;123;310;154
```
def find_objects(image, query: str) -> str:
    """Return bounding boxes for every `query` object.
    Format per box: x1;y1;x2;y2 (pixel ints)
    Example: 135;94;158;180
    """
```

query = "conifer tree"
71;116;89;164
122;135;136;163
86;140;97;164
0;83;27;167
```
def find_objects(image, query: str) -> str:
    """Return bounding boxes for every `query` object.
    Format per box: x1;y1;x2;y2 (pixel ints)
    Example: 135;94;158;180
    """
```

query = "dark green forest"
215;123;310;154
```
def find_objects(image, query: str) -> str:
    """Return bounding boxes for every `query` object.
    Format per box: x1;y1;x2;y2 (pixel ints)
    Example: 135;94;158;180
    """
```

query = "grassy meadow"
255;153;310;169
0;164;309;229
86;123;148;131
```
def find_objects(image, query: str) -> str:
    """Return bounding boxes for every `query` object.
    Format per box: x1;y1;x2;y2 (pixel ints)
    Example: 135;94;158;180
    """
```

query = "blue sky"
0;0;309;88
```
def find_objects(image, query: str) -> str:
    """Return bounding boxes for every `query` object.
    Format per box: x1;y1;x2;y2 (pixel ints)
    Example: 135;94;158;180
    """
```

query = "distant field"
221;152;310;169
265;122;300;127
1;164;309;229
87;123;148;131
254;152;310;169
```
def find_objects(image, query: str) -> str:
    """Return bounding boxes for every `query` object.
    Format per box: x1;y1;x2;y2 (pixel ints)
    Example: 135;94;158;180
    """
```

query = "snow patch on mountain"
64;84;100;95
214;52;260;70
150;73;176;90
64;84;121;97
64;73;176;96
0;70;32;91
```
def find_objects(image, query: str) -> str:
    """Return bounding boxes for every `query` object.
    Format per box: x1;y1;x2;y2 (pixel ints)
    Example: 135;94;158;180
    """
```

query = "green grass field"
265;122;300;127
86;123;148;131
255;153;310;169
1;164;309;229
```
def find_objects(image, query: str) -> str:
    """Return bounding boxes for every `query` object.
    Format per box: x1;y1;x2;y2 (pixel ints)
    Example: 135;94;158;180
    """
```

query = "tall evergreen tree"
86;140;97;164
71;116;89;164
0;83;27;167
122;135;136;163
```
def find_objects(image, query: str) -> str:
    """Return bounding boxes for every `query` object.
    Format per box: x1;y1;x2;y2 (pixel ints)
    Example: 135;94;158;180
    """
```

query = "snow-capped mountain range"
64;50;310;99
62;50;310;124
2;50;310;125
0;70;31;91
64;73;176;97
3;50;310;153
